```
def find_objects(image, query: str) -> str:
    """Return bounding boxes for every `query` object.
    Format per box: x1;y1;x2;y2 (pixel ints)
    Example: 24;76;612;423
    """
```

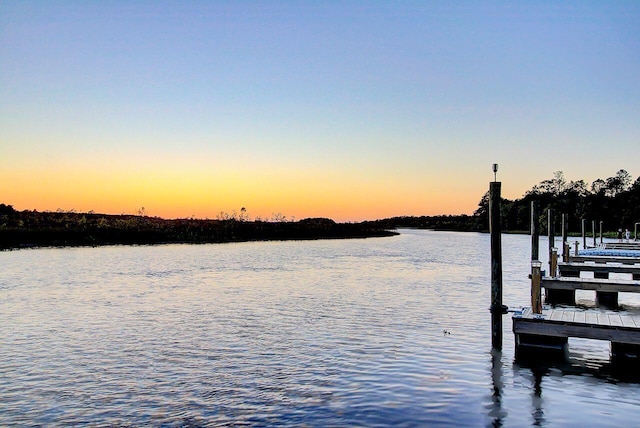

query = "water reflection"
489;348;506;427
514;335;640;385
530;366;546;426
3;231;640;426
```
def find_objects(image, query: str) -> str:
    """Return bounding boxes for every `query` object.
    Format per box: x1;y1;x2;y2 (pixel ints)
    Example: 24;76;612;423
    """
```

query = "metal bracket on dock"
490;304;509;314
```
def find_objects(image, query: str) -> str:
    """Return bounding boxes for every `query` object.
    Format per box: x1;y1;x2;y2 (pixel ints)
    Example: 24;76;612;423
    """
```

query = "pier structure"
512;209;640;361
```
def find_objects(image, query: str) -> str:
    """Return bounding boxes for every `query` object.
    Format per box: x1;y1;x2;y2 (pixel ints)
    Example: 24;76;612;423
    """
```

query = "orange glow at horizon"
1;157;483;222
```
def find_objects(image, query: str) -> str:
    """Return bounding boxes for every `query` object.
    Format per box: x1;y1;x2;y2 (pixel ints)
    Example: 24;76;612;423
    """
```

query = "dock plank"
620;315;637;328
513;308;640;345
597;312;610;326
609;314;624;327
574;311;586;324
559;262;640;276
542;277;640;293
550;310;564;321
570;255;640;265
585;312;599;324
562;311;575;322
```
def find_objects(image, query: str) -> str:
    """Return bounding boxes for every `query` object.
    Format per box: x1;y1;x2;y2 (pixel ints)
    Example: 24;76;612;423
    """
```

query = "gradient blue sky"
1;1;639;221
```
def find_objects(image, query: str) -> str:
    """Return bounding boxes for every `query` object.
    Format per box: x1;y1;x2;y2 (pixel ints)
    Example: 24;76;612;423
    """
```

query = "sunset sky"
1;1;639;221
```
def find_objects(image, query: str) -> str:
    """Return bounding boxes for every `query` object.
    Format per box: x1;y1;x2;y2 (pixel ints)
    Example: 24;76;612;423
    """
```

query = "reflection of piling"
490;181;504;350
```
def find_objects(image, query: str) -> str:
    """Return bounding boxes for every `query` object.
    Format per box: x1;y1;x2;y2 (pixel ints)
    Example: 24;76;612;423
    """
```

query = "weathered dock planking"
512;204;640;361
542;277;640;293
513;307;640;359
559;261;640;279
569;255;640;265
514;306;640;337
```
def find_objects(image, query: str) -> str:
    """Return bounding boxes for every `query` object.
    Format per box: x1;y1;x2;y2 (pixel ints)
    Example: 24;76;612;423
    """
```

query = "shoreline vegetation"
0;208;398;250
2;170;638;250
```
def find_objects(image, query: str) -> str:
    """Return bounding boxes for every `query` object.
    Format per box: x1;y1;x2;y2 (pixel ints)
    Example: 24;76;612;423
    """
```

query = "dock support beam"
490;181;505;350
596;291;619;309
515;333;568;361
611;342;640;362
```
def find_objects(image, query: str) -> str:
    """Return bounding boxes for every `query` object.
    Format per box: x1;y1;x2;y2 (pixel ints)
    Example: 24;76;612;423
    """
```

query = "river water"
2;229;640;426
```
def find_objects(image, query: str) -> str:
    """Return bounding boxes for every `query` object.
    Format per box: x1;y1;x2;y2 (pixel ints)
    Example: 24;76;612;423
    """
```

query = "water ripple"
2;231;640;426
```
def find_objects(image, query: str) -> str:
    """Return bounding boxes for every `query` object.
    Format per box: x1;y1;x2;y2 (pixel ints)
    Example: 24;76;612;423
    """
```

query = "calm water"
2;229;640;427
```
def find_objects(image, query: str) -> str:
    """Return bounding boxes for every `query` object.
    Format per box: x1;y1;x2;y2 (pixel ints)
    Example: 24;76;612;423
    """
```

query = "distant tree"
591;179;606;195
0;204;15;215
239;207;249;222
605;169;632;197
530;171;568;197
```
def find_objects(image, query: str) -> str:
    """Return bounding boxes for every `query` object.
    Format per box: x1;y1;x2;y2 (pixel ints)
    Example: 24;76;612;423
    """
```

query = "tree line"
363;169;639;234
0;205;397;250
474;169;639;233
1;169;638;249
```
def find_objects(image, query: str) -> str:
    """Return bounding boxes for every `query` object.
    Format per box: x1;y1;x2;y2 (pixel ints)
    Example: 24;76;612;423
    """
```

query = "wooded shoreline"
2;169;638;250
0;208;401;250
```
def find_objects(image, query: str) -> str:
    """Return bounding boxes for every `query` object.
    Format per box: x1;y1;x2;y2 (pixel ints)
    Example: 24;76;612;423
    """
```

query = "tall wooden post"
531;202;542;314
548;209;554;275
531;261;542;314
562;214;569;262
531;201;539;261
592;220;597;247
582;219;587;249
599;221;604;244
490;181;504;350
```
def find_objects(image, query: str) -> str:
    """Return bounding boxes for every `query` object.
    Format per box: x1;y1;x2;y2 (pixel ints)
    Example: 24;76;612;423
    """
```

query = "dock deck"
513;306;640;345
513;230;640;359
542;277;640;293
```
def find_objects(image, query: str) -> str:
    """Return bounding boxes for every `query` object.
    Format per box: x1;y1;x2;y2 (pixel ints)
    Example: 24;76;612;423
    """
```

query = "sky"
1;1;639;222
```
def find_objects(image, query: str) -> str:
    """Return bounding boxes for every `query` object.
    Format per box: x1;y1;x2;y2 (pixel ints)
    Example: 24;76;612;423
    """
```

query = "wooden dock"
513;306;640;342
511;205;640;361
513;306;640;359
543;277;640;294
559;261;640;279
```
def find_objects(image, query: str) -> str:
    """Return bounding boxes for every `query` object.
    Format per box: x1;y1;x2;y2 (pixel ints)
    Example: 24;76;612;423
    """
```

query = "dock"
510;204;640;361
513;306;640;359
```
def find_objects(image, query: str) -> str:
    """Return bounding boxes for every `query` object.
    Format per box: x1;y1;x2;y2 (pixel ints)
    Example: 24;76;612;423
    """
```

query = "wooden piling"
548;209;555;275
531;201;539;261
531;261;542;314
490;181;504;350
531;202;542;314
582;219;587;249
592;220;597;247
562;213;569;262
599;221;604;244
